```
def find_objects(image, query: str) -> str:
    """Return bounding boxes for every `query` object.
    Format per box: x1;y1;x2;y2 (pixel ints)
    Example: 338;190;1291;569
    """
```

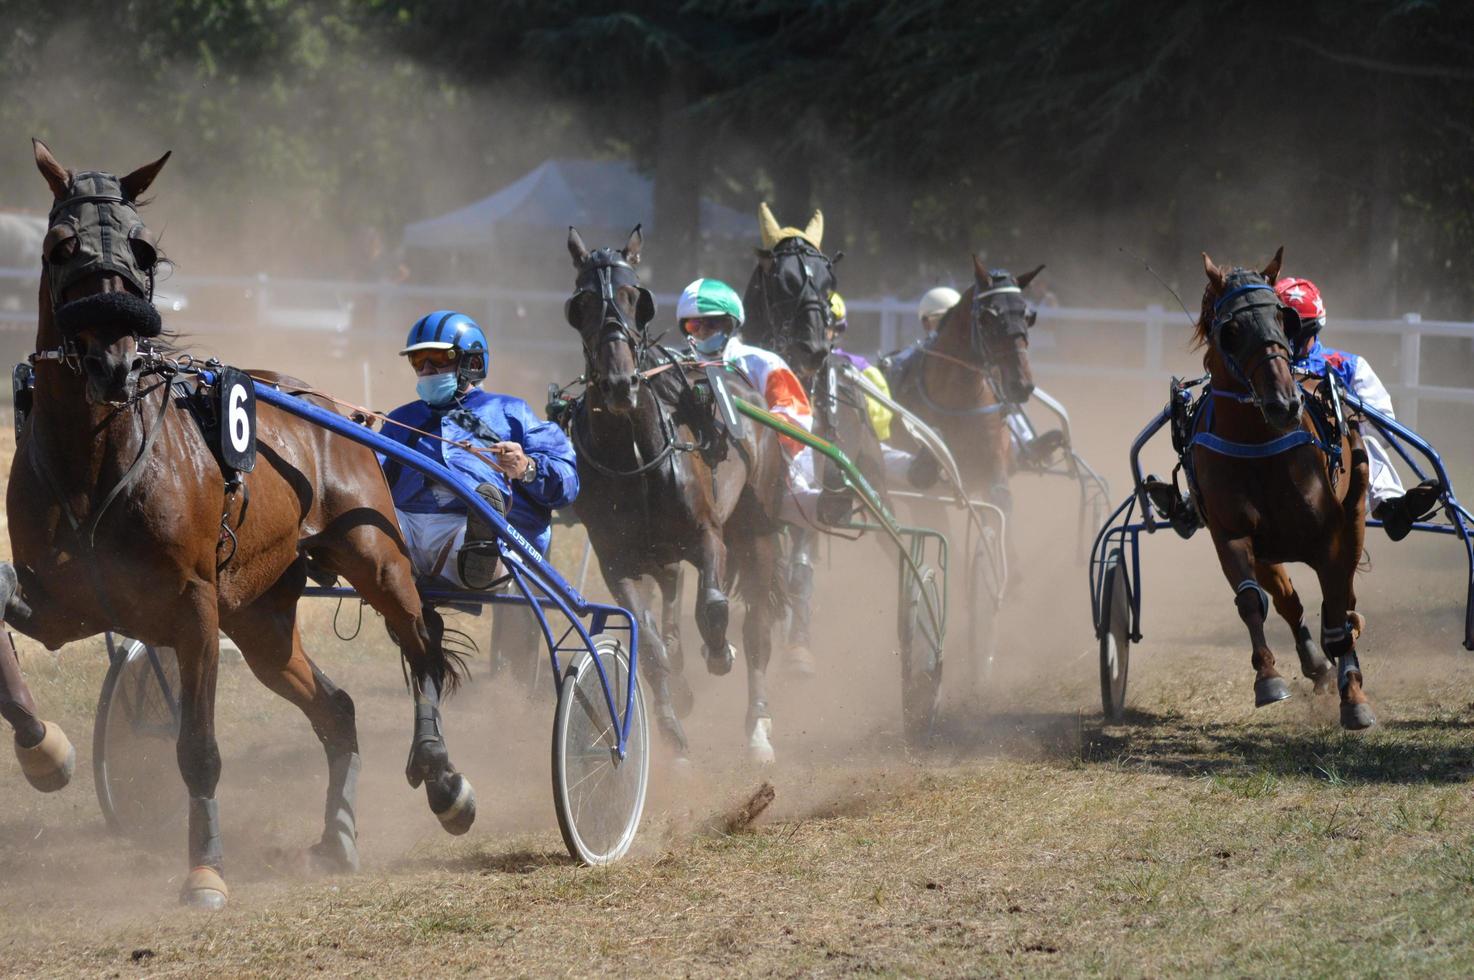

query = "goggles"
682;316;727;336
406;348;459;371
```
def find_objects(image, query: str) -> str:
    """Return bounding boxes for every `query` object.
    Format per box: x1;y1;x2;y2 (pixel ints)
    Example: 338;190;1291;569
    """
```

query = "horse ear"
758;202;783;251
1202;252;1226;290
1016;264;1046;290
623;224;643;266
1261;246;1284;283
567;226;590;268
972;253;989;281
804;209;824;250
119;150;171;202
33;138;69;199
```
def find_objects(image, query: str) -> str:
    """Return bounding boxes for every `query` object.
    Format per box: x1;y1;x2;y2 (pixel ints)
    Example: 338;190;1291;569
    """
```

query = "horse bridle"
1209;274;1295;407
566;251;654;384
757;241;835;355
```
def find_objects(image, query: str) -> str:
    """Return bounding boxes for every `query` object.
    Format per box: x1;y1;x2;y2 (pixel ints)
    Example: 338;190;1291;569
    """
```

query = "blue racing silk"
1293;339;1359;389
379;388;579;553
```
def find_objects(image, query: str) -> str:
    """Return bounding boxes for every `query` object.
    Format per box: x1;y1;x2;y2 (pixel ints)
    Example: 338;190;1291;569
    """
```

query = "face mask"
692;331;727;357
416;371;460;406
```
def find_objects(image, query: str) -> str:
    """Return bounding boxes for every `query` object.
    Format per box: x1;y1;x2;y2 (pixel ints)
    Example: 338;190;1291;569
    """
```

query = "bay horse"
888;256;1044;513
562;226;789;763
1192;249;1371;729
0;140;473;910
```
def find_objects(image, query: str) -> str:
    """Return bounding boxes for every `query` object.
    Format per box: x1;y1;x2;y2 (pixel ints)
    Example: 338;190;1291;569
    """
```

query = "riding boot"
906;447;940;490
459;482;510;589
1142;474;1200;540
1373;479;1442;542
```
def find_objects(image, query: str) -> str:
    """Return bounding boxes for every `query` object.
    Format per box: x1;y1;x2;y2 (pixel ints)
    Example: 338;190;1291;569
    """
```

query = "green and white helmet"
677;278;744;326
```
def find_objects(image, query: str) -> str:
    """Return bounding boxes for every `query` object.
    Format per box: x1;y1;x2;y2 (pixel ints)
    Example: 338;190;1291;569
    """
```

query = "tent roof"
402;159;751;250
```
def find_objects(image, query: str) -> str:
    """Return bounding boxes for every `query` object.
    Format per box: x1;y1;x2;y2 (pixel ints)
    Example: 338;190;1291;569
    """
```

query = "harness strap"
1189;429;1319;459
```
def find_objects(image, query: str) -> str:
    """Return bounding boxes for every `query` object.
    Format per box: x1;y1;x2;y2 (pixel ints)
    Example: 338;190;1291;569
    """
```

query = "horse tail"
416;604;470;697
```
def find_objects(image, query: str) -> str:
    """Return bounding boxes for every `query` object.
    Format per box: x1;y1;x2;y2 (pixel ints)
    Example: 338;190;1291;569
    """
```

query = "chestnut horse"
889;257;1043;513
0;140;472;910
563;227;789;763
1192;250;1372;729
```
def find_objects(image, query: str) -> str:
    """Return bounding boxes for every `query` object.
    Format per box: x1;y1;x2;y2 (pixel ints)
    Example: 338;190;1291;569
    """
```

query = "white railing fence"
1;268;1470;427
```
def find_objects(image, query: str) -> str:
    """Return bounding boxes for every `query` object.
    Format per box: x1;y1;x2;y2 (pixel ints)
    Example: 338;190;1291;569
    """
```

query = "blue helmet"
402;310;488;386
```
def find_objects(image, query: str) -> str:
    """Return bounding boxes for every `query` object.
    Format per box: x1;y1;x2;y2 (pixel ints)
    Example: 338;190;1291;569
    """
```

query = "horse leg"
605;570;688;756
221;560;360;874
652;563;694;720
1254;560;1333;694
1316;554;1376;731
0;565;76;790
693;525;735;676
1211;536;1291;707
783;527;817;678
732;530;781;764
317;530;475;835
172;584;230;910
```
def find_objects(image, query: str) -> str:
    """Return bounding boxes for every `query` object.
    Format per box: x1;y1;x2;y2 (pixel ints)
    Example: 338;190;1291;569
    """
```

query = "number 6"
229;384;250;452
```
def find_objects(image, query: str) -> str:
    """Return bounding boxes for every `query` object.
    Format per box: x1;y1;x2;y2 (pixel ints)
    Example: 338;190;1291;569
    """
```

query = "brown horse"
0;140;472;910
562;226;789;763
1190;249;1372;729
889;256;1043;513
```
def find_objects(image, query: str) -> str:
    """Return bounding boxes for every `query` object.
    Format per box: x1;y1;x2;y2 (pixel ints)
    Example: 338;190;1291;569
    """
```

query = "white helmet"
917;286;961;323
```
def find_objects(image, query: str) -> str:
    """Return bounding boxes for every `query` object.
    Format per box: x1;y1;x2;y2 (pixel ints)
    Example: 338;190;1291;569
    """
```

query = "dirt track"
2;375;1474;977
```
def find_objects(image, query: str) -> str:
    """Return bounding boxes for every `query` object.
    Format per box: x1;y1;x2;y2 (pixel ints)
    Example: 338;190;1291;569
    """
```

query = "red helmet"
1274;276;1326;351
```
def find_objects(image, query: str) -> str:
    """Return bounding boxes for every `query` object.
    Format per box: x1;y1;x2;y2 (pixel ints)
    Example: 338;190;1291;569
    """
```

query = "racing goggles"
682;316;727;336
406;347;460;372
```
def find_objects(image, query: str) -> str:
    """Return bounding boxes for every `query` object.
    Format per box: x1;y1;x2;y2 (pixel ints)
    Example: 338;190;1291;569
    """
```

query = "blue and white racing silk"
1294;338;1402;506
379;388;578;558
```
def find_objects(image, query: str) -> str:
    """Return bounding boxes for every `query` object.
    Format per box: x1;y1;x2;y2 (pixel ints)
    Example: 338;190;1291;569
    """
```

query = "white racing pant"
395;510;473;589
1365;434;1405;511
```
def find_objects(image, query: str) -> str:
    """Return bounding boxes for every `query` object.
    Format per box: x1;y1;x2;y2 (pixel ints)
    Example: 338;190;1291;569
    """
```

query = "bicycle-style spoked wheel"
966;526;1003;695
900;565;945;745
93;637;187;838
1098;550;1132;721
552;635;649;866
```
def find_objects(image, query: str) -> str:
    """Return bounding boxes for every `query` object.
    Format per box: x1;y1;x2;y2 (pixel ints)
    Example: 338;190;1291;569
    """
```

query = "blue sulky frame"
206;371;642;759
1088;389;1474;655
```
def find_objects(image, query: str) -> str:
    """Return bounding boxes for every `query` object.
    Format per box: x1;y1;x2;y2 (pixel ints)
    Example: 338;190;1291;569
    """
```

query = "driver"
379;310;579;588
880;286;960;392
1276;277;1440;540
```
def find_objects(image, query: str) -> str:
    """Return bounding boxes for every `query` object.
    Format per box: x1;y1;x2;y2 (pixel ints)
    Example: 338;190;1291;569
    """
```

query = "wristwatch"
518;456;538;484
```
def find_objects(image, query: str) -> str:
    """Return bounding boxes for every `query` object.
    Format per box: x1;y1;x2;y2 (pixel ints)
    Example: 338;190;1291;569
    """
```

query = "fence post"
1400;312;1422;430
1145;303;1164;376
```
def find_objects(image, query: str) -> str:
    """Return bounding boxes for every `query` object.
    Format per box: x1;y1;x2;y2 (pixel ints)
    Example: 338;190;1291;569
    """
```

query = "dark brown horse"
1191;249;1371;729
562;226;789;762
889;256;1043;513
0;140;472;910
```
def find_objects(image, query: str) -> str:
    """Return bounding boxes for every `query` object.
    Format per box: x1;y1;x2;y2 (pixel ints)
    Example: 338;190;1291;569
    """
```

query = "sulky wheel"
93;637;187;839
966;526;1004;697
900;565;945;746
552;634;650;866
1098;550;1132;722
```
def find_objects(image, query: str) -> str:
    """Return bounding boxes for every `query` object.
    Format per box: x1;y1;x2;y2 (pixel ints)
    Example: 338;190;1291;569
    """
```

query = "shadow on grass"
394;847;576;876
1080;707;1474;785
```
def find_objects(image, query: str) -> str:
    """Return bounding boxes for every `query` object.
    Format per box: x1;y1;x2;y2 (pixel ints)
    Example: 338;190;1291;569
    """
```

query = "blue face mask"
416;372;460;407
692;331;727;357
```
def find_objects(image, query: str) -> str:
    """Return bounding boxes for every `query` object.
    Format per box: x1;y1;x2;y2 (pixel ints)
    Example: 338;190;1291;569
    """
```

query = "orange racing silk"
724;336;813;457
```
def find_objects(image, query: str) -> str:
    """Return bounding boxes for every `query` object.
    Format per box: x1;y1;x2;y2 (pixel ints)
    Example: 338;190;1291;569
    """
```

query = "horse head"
964;256;1042;404
744;203;836;378
1200;248;1302;431
32;139;169;406
565;225;654;414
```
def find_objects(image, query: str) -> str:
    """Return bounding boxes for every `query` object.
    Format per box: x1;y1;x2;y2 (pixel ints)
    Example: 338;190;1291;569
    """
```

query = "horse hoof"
1341;702;1377;731
1254;676;1292;707
748;717;775;765
670;672;696;720
703;643;735;676
786;644;817;679
180;867;229;911
14;721;75;793
307;835;360;875
429;773;477;836
657;711;690;755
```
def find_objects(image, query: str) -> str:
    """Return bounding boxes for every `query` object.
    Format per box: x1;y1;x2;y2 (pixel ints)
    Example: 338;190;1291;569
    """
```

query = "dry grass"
2;391;1474;978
